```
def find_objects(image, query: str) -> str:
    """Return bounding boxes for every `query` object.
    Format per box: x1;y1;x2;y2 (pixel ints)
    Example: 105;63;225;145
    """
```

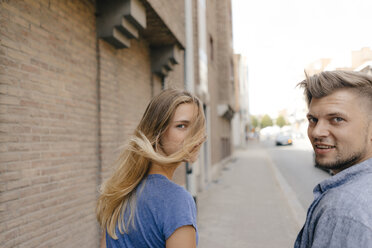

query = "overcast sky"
232;0;372;117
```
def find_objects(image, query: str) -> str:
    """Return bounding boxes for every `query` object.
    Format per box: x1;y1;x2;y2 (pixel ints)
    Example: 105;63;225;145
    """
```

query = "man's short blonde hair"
298;71;372;115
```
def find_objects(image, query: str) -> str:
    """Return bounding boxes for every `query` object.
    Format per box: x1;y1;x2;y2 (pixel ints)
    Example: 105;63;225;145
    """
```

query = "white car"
275;134;293;146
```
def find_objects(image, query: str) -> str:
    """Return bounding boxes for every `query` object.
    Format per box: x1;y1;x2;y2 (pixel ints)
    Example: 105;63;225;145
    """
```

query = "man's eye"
308;117;317;123
333;117;344;123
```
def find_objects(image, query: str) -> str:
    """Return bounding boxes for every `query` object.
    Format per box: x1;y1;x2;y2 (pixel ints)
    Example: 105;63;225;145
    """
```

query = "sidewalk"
197;141;304;248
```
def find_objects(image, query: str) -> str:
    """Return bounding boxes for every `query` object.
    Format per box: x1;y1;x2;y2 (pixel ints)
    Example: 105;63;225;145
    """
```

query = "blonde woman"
96;89;206;248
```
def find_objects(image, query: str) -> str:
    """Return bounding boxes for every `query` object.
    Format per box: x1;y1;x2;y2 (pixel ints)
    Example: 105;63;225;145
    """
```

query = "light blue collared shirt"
295;157;372;248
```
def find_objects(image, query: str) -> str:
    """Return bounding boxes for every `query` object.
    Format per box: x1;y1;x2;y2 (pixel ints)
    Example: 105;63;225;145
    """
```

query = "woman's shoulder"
140;174;193;203
148;174;191;193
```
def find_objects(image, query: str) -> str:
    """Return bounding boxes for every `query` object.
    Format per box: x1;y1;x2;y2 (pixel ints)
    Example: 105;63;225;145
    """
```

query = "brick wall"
0;0;187;247
98;38;153;181
0;0;99;247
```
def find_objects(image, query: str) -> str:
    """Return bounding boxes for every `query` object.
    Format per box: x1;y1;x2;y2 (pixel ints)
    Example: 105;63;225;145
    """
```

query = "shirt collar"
315;157;372;194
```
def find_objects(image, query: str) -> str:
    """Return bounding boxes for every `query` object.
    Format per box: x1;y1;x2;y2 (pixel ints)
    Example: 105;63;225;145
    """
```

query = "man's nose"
309;121;329;138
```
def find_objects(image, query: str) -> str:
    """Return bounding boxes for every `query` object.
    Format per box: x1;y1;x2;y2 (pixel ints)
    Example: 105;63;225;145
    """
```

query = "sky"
232;0;372;117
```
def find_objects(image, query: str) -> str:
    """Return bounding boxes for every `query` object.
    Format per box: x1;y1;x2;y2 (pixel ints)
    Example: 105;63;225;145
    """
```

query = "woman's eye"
176;124;186;129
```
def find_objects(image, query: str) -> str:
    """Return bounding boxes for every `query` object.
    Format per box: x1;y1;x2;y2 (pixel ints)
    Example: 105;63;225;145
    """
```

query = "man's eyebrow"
326;112;346;117
306;112;347;118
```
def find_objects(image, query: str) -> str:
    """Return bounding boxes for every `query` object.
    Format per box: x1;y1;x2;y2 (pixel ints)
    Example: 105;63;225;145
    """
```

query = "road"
262;137;331;210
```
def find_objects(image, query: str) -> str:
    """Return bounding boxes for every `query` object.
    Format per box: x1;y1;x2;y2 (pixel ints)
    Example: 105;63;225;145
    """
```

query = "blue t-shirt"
106;174;198;248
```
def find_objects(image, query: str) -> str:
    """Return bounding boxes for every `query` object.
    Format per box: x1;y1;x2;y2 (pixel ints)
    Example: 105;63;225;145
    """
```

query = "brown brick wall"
98;38;153;182
0;0;99;247
0;0;187;247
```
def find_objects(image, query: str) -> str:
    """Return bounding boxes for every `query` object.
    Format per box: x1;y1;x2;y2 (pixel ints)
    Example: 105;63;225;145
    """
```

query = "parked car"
275;133;293;146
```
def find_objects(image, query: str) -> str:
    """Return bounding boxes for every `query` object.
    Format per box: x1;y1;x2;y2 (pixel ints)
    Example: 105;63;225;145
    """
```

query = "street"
262;137;331;209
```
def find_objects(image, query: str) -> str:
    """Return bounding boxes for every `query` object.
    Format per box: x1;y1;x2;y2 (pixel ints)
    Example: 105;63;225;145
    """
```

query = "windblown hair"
298;70;372;108
96;89;206;239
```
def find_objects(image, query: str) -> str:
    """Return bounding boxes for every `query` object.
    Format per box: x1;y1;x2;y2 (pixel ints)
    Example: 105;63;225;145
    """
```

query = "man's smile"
314;143;336;154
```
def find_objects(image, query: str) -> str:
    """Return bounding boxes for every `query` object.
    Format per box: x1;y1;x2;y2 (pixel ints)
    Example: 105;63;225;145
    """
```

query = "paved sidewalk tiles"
197;142;301;248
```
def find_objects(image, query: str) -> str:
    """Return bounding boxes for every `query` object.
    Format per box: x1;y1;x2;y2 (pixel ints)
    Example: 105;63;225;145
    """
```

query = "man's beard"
315;152;364;172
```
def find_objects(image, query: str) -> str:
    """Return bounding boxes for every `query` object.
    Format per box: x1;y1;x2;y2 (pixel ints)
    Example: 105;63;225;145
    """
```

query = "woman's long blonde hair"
96;89;206;239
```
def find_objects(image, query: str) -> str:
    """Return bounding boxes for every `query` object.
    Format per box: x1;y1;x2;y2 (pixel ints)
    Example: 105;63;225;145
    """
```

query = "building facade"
0;0;234;247
232;54;250;148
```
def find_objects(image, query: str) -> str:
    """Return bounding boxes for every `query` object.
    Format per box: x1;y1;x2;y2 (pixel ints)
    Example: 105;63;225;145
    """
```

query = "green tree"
276;115;287;128
250;115;259;129
261;114;273;128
